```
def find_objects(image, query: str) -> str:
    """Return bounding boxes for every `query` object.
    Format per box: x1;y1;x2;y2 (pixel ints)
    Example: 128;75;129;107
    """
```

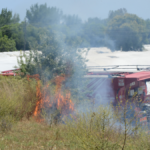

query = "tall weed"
0;76;37;130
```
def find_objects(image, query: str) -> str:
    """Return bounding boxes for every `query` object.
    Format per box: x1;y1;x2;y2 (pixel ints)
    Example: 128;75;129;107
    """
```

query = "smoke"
103;36;116;51
16;3;128;126
26;6;115;112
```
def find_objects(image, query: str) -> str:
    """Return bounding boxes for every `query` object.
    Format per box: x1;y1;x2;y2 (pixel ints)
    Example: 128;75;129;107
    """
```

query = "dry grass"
0;119;58;150
0;76;37;129
0;76;150;150
0;111;149;150
0;118;73;150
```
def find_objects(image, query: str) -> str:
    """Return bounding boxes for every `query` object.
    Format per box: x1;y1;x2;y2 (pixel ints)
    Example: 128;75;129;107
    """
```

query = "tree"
0;22;49;51
1;23;28;50
0;8;19;27
107;14;146;51
18;27;85;76
61;15;85;47
145;19;150;44
0;35;16;52
82;17;106;47
26;3;62;27
17;27;87;100
63;15;82;28
108;8;127;20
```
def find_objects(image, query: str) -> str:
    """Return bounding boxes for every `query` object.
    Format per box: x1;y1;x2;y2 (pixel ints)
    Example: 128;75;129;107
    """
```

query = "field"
0;111;150;150
0;110;150;150
0;76;150;150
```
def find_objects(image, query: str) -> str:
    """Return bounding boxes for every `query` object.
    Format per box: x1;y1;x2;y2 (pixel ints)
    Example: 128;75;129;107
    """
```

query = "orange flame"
27;74;74;122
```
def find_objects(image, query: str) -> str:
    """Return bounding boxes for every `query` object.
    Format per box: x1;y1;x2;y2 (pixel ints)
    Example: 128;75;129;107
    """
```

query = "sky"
0;0;150;21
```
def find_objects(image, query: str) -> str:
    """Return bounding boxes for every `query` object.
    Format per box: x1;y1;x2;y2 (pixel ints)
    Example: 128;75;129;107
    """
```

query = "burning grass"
28;74;75;123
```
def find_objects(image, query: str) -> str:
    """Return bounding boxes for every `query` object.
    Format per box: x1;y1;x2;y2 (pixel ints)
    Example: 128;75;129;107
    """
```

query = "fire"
33;80;43;117
27;74;74;122
56;92;74;115
54;75;74;115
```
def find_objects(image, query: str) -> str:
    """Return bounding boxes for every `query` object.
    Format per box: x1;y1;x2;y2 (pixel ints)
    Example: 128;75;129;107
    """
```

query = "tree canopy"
108;8;127;20
0;5;149;52
82;18;106;47
0;8;19;27
26;3;62;27
0;35;16;52
107;14;146;51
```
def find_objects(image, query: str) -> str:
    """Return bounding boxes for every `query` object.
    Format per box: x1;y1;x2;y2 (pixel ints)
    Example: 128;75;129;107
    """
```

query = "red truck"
86;65;150;124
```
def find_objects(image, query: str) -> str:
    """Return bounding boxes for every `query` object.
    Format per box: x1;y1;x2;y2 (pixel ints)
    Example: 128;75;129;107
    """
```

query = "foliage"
0;8;19;27
107;14;146;51
0;5;149;52
62;15;86;47
1;24;26;50
82;17;107;47
63;15;82;28
26;3;62;27
145;19;150;44
108;8;127;20
18;31;63;78
0;35;16;52
26;24;49;50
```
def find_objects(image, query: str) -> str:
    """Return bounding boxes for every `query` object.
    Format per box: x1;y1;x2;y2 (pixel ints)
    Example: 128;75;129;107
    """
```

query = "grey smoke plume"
18;4;124;123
